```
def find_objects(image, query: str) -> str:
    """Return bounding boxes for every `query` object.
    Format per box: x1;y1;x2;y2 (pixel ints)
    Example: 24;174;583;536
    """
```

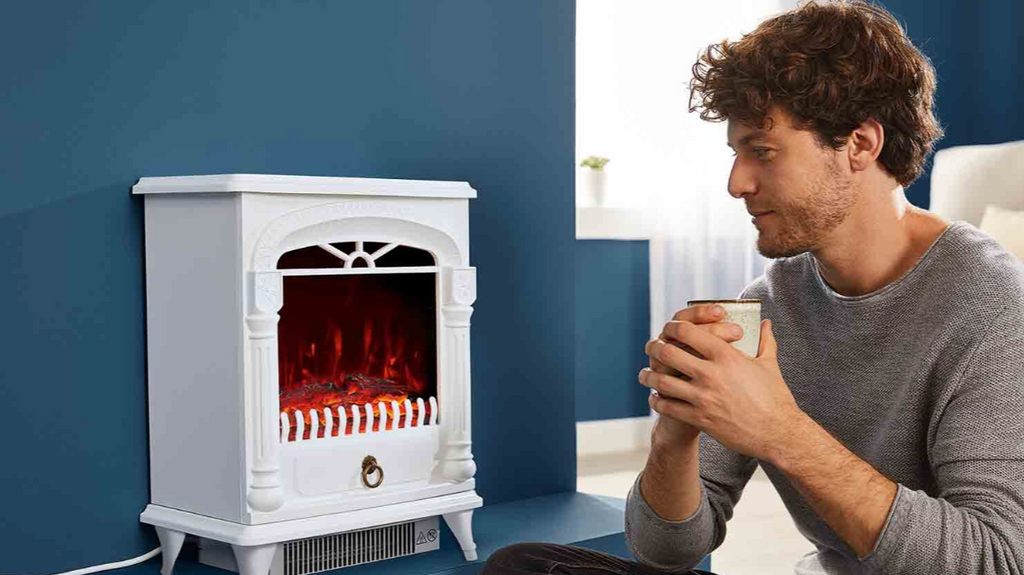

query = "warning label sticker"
416;532;428;545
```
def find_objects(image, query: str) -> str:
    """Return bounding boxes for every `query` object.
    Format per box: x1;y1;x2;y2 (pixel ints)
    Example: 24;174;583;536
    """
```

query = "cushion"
979;204;1024;260
930;140;1024;226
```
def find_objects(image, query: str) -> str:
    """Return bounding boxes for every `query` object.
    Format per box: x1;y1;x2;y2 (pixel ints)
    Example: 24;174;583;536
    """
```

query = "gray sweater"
625;221;1024;574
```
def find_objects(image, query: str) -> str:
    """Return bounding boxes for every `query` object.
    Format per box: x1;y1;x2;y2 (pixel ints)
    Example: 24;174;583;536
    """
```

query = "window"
576;0;793;235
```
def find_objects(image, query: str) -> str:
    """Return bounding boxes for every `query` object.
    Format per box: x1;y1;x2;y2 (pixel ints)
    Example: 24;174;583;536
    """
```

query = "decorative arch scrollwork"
251;200;465;272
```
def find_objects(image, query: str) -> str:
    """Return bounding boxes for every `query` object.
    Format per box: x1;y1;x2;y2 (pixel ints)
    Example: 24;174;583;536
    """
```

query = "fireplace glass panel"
277;272;438;440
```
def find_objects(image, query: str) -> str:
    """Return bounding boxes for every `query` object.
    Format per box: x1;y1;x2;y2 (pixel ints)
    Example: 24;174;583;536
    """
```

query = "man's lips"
750;211;774;223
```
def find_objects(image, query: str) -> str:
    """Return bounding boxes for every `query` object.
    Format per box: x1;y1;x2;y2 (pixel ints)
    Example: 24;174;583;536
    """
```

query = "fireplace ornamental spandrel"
134;174;481;575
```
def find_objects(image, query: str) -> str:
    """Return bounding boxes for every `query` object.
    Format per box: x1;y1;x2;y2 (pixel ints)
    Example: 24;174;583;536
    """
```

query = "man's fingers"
645;317;741;376
662;321;732;361
639;368;702;405
648;387;702;427
674;321;744;344
644;338;704;378
659;319;743;349
649;356;694;381
648;355;683;376
672;304;725;324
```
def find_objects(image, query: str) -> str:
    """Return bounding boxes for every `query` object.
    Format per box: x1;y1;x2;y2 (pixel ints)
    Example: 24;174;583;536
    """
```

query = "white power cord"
48;548;162;575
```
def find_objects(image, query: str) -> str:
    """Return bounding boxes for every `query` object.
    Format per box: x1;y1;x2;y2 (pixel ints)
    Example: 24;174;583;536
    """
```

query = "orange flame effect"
277;274;436;441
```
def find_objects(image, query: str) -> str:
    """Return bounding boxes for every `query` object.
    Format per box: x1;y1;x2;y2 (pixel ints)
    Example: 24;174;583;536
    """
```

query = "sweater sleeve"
860;304;1024;574
624;430;758;571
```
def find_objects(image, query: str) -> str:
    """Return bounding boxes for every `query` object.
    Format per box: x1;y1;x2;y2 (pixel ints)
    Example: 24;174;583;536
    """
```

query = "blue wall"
0;2;575;572
574;241;650;422
882;0;1024;208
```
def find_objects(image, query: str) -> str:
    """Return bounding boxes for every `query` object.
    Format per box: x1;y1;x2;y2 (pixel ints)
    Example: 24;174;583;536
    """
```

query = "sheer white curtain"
643;3;785;340
577;1;795;335
641;3;785;431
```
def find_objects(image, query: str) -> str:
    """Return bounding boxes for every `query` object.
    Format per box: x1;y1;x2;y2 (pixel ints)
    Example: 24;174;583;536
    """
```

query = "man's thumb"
756;319;777;359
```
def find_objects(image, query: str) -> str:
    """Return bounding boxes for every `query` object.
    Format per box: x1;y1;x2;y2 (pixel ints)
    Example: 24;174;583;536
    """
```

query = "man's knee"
481;542;550;574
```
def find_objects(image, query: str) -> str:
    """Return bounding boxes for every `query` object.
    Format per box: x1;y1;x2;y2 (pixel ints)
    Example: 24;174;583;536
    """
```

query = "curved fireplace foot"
230;543;278;575
442;509;478;561
154;527;185;575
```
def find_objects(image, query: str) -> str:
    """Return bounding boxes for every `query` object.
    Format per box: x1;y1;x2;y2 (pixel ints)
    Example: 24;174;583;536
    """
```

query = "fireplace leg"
230;543;278;575
442;510;478;561
154;527;185;575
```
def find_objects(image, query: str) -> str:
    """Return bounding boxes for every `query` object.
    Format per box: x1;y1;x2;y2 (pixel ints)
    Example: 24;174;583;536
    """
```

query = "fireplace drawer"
282;426;439;497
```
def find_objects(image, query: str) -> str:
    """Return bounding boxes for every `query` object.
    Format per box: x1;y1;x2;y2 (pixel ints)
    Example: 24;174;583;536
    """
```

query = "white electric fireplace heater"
134;174;481;575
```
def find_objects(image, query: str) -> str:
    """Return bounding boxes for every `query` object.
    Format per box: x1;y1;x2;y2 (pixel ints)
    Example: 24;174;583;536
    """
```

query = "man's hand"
645;304;746;444
641;317;804;462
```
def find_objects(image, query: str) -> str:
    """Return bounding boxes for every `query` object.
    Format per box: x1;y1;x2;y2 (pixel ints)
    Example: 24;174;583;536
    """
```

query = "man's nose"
727;159;757;199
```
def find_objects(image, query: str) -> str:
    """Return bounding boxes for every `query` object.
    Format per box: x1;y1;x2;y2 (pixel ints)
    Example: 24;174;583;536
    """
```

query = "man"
482;1;1024;574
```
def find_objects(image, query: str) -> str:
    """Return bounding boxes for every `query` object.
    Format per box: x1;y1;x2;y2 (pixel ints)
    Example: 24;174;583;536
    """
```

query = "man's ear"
847;118;885;173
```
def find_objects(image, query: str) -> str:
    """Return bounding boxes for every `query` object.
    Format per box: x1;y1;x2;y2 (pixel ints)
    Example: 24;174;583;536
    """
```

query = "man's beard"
756;158;855;259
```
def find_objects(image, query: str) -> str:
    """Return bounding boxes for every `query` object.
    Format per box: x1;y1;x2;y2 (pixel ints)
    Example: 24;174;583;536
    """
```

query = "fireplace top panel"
132;174;476;199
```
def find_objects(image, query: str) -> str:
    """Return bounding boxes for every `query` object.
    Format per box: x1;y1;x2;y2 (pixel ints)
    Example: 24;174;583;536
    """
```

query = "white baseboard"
576;416;655;458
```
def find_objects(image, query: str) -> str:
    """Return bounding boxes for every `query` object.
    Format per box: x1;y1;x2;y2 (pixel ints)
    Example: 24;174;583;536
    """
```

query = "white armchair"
929;140;1024;226
929;140;1024;260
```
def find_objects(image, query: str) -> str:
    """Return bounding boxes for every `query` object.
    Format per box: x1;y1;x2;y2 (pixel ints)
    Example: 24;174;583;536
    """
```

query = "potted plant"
579;156;610;207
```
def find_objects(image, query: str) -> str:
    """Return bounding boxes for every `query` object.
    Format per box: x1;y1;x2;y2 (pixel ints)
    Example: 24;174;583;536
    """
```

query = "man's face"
726;109;855;259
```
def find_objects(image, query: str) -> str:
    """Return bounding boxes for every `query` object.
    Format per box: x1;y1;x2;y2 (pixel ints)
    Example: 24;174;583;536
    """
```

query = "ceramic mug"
686;299;762;357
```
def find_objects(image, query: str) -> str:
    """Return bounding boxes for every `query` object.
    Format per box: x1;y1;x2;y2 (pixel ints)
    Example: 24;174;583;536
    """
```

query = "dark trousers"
480;542;718;575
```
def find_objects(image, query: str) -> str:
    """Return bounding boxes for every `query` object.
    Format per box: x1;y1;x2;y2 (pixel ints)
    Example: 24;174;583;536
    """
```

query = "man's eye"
753;148;775;160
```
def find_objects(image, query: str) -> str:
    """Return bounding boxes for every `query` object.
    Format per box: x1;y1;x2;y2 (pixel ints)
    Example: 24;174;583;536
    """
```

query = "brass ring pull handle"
361;456;384;489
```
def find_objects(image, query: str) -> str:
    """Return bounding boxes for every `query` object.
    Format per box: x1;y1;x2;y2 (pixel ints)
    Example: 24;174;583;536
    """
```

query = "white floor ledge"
575;207;654;240
576;416;655;457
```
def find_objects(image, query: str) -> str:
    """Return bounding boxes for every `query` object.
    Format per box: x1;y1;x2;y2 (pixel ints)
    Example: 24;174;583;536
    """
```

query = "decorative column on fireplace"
440;267;477;483
247;270;285;513
134;175;482;575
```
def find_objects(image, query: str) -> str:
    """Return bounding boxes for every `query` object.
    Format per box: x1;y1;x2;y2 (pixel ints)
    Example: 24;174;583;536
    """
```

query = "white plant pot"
583;169;607;207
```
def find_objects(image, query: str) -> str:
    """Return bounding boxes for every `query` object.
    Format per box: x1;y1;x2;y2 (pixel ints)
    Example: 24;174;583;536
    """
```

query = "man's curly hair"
689;0;943;187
